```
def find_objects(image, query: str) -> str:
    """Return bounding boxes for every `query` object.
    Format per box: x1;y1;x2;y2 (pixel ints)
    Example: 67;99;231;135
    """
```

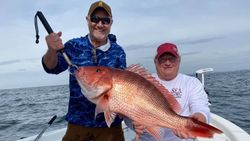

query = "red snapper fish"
75;64;223;141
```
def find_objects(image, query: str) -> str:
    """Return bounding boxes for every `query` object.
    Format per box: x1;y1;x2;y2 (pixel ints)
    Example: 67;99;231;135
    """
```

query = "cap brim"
156;51;179;59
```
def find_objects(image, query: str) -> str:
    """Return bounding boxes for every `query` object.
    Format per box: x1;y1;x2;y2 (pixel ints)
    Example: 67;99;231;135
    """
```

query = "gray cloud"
124;44;155;51
124;36;225;52
17;69;27;72
176;36;226;45
0;60;21;66
24;58;41;63
0;58;40;66
1;0;250;89
181;51;200;56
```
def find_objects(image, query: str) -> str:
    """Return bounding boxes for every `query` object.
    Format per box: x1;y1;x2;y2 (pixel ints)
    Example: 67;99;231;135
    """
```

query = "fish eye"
96;68;101;72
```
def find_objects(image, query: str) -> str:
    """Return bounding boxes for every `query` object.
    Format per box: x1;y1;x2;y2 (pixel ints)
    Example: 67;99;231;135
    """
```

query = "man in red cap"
127;43;211;141
154;43;180;81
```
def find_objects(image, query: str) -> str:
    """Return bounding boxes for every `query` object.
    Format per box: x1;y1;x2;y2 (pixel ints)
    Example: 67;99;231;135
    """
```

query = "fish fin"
135;134;140;141
126;64;181;113
95;105;104;119
145;126;162;141
184;118;223;138
126;64;151;77
95;92;116;128
104;111;117;128
95;93;110;118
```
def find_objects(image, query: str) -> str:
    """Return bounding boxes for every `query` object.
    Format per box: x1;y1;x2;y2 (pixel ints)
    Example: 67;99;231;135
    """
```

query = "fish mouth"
76;77;106;100
75;76;89;94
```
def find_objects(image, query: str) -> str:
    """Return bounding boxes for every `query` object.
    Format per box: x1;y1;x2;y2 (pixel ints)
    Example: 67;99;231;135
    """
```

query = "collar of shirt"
88;34;111;52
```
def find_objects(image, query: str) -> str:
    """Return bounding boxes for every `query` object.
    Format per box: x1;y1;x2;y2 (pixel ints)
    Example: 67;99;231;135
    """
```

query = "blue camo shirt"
42;34;126;127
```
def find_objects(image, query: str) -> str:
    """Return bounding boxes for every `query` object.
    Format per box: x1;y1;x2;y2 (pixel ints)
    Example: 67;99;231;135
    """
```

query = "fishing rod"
34;11;78;73
34;115;57;141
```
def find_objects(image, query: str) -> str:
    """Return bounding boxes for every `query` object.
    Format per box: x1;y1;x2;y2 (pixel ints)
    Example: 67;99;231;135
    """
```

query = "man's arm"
173;77;210;139
189;77;211;123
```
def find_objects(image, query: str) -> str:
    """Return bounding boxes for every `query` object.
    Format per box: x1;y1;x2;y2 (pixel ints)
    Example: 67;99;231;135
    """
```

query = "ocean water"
0;69;250;141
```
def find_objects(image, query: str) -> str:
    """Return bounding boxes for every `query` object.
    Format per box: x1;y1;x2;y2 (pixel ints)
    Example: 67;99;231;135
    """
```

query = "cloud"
176;36;226;45
124;44;156;51
0;71;68;90
181;51;200;56
24;58;41;63
1;0;250;88
17;69;28;72
0;58;42;73
0;60;21;66
0;58;40;66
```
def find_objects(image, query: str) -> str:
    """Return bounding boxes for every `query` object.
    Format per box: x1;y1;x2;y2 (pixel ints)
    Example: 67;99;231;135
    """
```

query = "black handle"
36;11;53;34
48;115;57;125
34;11;74;68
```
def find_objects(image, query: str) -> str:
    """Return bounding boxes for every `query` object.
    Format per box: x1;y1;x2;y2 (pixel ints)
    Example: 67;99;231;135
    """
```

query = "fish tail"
185;118;223;138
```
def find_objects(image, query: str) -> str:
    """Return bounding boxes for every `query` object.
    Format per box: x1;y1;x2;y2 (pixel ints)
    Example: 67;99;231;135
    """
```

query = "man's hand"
132;121;146;141
43;31;64;69
133;121;145;135
191;112;206;123
45;32;64;52
172;112;206;139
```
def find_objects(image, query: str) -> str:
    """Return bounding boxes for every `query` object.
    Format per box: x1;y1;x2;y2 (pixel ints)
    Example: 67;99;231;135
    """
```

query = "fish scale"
110;69;192;130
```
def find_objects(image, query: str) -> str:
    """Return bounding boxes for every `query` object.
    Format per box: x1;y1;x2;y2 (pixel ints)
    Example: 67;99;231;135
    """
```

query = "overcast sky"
0;0;250;89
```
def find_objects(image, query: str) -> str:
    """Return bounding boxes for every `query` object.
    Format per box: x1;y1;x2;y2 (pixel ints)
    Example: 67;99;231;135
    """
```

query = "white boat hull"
17;113;250;141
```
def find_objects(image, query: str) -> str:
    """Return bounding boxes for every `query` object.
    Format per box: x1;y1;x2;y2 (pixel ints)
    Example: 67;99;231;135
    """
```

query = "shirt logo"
171;88;182;98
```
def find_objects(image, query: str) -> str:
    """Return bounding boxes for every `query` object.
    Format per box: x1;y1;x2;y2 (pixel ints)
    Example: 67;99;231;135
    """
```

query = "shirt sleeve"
42;53;68;74
188;78;211;123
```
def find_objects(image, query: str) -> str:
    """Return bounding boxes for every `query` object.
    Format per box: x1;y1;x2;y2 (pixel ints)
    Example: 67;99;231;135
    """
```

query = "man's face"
86;9;112;43
155;53;180;81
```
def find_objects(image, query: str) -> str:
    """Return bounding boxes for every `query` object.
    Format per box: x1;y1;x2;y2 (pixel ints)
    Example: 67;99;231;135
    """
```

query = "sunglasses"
158;54;177;64
90;15;111;25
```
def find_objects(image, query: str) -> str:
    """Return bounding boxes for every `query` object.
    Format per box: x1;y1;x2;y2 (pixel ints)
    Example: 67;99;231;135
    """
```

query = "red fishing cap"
155;43;179;59
88;1;112;17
